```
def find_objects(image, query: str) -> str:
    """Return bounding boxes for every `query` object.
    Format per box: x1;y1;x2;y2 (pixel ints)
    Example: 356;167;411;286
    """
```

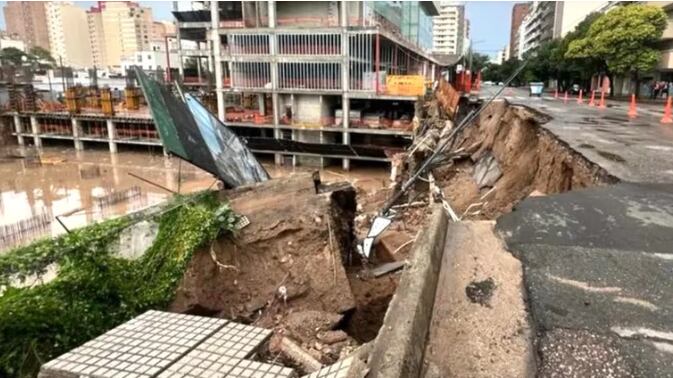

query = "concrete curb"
364;205;449;378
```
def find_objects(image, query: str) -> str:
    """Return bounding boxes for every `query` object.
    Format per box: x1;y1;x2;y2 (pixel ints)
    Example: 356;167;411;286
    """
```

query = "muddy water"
0;146;214;252
0;147;389;253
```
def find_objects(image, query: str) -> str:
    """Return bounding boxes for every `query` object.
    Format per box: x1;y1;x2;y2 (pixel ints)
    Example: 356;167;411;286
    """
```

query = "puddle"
578;144;595;149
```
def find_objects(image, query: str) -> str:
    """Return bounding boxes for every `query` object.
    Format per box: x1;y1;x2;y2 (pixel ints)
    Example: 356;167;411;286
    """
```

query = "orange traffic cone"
662;96;673;124
554;89;558;99
577;89;583;104
588;90;596;106
628;94;637;118
564;91;568;103
599;91;606;109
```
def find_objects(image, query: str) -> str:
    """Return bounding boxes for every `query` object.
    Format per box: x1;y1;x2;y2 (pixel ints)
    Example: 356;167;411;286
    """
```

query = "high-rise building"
520;1;607;56
433;2;467;55
3;2;50;51
46;2;93;68
86;1;155;69
509;3;530;59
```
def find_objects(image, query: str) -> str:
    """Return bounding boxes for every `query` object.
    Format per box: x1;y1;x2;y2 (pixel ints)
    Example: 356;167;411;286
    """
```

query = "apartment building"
46;2;93;68
509;3;529;59
520;1;606;56
174;1;449;170
86;1;155;69
3;2;50;51
433;2;466;55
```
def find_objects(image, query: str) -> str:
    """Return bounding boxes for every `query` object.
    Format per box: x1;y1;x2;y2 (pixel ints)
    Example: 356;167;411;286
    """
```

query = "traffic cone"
628;94;637;118
588;90;596;106
564;91;568;103
554;88;558;99
599;91;606;109
577;89;583;104
662;96;673;124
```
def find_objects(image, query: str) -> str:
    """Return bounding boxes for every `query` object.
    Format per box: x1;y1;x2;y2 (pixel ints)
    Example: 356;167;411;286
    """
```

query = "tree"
470;52;491;73
0;47;26;66
29;46;56;65
566;4;667;95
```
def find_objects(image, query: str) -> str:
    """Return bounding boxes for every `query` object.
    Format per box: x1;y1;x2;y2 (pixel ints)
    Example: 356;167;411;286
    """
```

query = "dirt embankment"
434;100;618;219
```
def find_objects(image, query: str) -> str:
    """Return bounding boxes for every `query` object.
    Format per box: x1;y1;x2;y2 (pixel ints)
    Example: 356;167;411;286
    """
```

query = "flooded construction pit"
0;145;391;254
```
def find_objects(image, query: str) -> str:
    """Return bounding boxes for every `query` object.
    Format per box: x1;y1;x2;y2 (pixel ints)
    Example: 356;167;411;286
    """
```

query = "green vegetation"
0;46;57;69
0;192;238;377
482;4;667;92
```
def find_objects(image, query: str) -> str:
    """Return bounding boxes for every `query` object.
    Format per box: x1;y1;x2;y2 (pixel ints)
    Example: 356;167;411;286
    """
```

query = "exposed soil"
432;100;618;219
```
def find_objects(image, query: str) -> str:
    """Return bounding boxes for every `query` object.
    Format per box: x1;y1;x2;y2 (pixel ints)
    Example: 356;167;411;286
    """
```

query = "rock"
472;153;502;189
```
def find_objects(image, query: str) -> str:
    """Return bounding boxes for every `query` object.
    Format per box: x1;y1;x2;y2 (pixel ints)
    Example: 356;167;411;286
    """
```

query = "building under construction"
174;1;457;169
1;1;460;170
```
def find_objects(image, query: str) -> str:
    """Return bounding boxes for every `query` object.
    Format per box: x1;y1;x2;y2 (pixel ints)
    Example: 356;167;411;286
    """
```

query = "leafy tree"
470;52;491;73
566;4;667;94
0;47;25;66
29;46;56;65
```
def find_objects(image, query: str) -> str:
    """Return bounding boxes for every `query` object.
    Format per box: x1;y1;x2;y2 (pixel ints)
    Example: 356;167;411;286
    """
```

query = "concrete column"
106;119;117;153
268;0;282;165
30;116;41;148
342;95;350;171
258;94;266;116
268;0;276;27
211;1;225;122
340;9;351;171
207;40;214;73
174;2;185;79
71;118;83;150
13;114;24;146
431;63;436;82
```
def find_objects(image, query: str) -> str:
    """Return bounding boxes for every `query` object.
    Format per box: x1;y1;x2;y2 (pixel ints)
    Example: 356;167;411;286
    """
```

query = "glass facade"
401;2;434;50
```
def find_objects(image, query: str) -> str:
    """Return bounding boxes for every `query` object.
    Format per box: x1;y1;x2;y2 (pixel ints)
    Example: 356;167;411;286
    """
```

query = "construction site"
1;1;673;378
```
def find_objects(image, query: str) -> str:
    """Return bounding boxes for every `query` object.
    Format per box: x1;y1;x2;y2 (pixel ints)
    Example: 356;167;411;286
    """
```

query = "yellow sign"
386;75;426;96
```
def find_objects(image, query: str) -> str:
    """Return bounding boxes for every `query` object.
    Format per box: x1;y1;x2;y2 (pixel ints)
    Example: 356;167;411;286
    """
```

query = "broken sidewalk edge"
355;205;448;378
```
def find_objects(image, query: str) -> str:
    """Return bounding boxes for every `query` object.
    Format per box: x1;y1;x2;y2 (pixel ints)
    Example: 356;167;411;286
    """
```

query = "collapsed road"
32;75;673;378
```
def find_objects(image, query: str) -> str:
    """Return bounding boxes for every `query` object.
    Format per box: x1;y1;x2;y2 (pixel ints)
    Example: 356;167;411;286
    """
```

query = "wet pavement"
482;86;673;183
496;183;673;376
0;145;390;253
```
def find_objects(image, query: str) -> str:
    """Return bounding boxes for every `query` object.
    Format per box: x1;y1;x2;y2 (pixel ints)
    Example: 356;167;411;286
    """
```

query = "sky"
465;1;515;59
0;1;515;58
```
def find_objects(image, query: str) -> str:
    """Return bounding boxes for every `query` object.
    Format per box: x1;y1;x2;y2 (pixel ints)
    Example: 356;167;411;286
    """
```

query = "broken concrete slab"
366;205;448;378
472;152;502;189
370;261;406;278
374;231;413;263
424;221;534;378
